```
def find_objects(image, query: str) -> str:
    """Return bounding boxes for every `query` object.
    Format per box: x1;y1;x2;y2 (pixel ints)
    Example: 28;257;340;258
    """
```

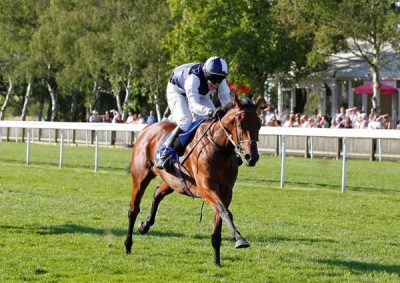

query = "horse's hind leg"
138;182;173;235
211;212;223;266
124;172;155;254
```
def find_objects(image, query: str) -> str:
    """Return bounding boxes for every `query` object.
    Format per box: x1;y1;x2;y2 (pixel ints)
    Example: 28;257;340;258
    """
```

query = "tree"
164;0;312;96
0;0;43;120
273;0;400;113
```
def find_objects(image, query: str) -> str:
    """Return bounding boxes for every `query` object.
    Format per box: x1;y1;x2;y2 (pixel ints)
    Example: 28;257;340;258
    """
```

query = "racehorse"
124;95;261;266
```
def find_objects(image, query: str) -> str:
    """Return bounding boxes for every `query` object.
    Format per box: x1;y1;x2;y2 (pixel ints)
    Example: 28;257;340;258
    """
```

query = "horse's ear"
234;93;241;106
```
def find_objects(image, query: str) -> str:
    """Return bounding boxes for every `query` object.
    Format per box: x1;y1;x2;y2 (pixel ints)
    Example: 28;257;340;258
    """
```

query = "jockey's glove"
213;107;226;119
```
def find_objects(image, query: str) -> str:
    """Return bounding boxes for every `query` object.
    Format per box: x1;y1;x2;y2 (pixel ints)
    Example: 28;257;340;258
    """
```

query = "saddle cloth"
155;118;206;161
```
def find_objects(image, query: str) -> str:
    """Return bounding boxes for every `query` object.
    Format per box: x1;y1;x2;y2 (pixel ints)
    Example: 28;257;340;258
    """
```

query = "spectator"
112;110;123;123
262;104;276;126
146;110;158;124
380;114;391;129
336;117;344;128
126;111;136;123
356;113;369;129
368;115;382;129
89;110;102;123
102;111;111;123
136;113;145;124
300;114;310;128
343;117;353;128
320;114;330;128
369;107;377;121
335;106;346;121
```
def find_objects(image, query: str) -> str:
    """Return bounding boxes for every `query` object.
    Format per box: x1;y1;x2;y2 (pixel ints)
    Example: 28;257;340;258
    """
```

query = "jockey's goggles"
206;74;226;84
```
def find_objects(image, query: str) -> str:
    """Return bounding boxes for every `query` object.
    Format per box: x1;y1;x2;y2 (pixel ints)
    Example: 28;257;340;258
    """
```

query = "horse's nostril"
244;154;251;161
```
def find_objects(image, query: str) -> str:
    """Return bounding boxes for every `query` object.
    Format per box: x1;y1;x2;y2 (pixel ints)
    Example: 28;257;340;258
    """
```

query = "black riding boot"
155;127;182;170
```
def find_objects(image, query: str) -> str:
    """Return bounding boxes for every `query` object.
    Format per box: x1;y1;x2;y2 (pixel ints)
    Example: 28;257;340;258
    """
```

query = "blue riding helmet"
203;56;228;84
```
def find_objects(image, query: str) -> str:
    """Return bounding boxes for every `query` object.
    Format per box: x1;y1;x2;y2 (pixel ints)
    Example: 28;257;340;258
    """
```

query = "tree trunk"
121;65;132;121
372;69;381;114
114;88;122;115
38;95;44;121
91;82;98;113
70;93;78;122
0;76;13;120
47;81;57;121
21;81;32;121
122;80;131;121
155;89;162;121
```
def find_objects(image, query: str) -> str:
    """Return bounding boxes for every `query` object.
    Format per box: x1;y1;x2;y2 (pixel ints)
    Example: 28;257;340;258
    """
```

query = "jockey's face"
207;80;219;90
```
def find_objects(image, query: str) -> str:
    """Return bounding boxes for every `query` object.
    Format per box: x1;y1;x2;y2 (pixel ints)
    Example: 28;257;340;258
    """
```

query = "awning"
354;82;398;95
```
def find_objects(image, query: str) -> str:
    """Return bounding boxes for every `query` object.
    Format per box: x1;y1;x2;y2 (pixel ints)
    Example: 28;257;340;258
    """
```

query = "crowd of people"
260;103;396;129
88;109;158;125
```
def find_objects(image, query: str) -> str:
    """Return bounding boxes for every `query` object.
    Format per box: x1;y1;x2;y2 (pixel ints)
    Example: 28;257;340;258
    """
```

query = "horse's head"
222;95;261;166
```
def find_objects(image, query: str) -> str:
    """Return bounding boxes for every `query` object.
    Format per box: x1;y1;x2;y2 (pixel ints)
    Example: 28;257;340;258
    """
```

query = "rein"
180;119;216;165
215;110;256;158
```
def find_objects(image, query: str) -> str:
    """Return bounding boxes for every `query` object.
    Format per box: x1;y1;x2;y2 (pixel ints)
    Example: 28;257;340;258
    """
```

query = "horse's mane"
239;97;254;107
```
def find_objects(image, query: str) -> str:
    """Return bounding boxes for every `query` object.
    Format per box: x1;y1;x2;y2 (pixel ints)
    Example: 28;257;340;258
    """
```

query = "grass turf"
0;142;399;282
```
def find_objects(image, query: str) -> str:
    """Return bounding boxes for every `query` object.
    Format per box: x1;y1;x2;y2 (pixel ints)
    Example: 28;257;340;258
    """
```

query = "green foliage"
0;143;399;281
273;0;400;68
303;90;320;115
164;0;312;95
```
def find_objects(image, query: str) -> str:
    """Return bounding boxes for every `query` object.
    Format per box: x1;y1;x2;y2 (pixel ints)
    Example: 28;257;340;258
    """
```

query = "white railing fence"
1;121;400;192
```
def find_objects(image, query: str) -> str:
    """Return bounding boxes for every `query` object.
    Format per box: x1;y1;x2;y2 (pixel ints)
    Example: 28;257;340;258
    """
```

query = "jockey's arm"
185;74;213;116
216;80;233;107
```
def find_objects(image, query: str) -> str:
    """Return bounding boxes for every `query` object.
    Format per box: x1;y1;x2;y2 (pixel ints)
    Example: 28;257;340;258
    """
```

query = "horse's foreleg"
138;183;173;235
124;203;140;254
226;209;250;248
211;212;223;266
214;203;250;249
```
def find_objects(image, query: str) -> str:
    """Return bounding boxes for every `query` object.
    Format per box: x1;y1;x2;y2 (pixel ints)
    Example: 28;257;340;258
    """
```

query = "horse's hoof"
235;237;250;249
124;239;132;254
137;222;148;235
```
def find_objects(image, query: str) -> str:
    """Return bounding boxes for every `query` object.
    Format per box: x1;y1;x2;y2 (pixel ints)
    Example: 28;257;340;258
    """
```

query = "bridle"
212;109;258;157
181;108;258;165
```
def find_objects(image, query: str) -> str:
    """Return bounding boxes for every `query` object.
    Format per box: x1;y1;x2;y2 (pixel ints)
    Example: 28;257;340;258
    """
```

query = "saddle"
155;118;206;162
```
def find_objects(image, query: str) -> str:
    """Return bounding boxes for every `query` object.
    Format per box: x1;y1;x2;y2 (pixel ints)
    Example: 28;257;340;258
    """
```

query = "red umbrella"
354;82;397;95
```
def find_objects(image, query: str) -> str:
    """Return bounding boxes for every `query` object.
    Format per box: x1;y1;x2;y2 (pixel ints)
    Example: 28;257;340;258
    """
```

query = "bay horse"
124;96;261;266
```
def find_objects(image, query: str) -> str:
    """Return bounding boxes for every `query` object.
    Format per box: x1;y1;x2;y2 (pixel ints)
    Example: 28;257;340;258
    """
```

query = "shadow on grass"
317;258;400;275
0;158;127;172
0;223;126;236
248;235;339;245
1;223;192;239
241;177;400;194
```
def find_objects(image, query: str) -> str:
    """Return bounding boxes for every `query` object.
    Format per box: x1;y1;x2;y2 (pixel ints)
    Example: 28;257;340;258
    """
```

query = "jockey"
155;56;233;170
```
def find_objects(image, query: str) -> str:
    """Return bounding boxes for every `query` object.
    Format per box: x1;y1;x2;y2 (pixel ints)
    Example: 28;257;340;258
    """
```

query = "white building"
272;43;400;127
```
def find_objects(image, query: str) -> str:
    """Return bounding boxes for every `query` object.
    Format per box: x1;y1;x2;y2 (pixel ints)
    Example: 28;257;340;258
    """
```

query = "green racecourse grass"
0;142;399;282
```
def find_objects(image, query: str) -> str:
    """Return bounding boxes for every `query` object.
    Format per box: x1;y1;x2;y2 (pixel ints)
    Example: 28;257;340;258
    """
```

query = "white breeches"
166;82;214;132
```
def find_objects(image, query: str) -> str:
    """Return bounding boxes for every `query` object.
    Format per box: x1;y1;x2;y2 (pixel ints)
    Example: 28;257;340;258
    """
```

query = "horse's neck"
208;114;236;152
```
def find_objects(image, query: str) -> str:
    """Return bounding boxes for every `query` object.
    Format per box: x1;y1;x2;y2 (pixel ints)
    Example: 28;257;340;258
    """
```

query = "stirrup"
155;155;171;169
